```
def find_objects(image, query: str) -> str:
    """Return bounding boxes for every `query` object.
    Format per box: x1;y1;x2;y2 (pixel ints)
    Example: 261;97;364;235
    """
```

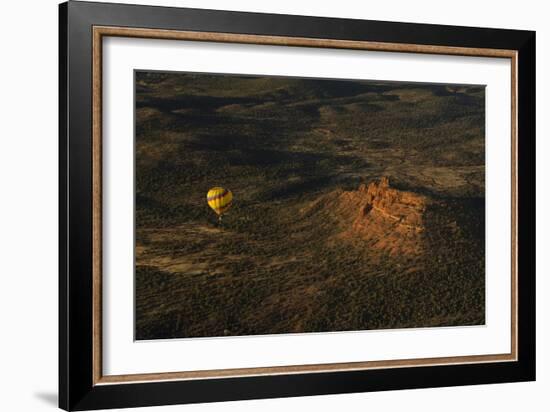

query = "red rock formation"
302;177;430;256
343;177;429;256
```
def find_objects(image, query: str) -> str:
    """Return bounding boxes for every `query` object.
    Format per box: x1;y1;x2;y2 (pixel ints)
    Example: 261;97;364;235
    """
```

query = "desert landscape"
134;71;485;340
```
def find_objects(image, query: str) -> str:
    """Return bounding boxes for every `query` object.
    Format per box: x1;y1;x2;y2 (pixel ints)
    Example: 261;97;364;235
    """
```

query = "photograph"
50;1;536;410
134;71;486;340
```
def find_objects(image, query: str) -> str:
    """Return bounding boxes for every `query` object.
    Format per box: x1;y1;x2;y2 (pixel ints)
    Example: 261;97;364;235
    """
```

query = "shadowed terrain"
135;71;485;340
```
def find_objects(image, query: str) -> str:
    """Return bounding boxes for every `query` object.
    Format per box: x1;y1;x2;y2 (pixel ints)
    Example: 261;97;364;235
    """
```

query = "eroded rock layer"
302;177;433;256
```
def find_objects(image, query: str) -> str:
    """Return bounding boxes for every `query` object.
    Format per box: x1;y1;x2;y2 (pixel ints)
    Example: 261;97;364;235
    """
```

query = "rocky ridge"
302;177;434;256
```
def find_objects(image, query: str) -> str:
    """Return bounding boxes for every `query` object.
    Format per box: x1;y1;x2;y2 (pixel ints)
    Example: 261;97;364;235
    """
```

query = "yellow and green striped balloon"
206;187;233;221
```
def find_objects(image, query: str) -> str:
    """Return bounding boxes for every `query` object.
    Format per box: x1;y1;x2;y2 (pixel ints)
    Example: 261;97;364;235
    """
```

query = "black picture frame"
59;1;536;410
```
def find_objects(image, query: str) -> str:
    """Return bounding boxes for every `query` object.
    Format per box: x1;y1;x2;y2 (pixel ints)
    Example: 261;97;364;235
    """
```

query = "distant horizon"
135;68;487;89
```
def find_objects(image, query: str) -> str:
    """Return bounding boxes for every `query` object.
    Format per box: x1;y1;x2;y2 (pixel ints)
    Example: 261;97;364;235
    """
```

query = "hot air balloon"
207;187;233;224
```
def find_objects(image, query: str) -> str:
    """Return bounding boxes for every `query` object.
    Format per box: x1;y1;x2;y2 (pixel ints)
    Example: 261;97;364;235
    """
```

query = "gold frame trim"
92;26;518;386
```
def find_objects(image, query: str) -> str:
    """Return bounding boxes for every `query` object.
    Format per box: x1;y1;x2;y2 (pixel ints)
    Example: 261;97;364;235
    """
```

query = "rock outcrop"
342;177;429;256
302;177;431;256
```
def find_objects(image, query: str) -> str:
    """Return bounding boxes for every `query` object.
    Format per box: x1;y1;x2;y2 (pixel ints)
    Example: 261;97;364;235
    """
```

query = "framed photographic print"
59;1;536;410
